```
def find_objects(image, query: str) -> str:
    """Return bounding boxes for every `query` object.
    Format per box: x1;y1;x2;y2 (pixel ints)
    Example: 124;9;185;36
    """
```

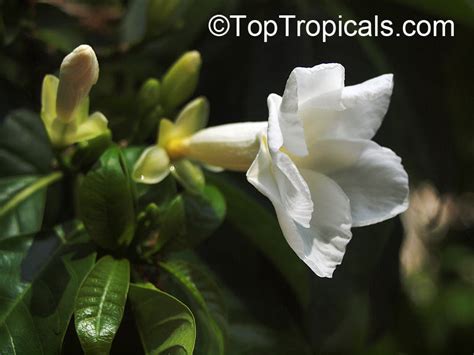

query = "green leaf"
74;256;130;355
70;132;113;170
182;185;225;245
78;146;136;251
0;222;96;354
207;174;310;307
160;259;227;355
154;195;186;254
129;283;196;355
0;109;53;177
161;185;225;252
0;172;62;239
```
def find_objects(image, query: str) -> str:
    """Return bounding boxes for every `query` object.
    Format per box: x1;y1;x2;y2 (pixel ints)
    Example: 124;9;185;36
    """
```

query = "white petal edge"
274;170;352;278
300;73;393;142
340;73;394;140
296;138;409;227
247;136;313;228
292;64;345;110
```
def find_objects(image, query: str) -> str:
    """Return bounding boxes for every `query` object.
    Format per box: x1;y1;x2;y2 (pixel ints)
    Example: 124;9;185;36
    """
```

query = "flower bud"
161;51;201;111
56;45;99;123
137;78;161;116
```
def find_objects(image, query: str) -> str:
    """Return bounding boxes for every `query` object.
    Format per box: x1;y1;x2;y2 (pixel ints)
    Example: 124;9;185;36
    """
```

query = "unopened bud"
138;78;161;116
161;51;201;111
56;45;99;122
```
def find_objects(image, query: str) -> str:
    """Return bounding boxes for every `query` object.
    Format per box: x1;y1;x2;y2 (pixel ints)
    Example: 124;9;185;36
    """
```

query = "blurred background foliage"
0;0;473;353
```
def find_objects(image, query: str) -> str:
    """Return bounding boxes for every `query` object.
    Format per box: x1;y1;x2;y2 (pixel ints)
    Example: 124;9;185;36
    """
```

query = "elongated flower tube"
41;44;109;148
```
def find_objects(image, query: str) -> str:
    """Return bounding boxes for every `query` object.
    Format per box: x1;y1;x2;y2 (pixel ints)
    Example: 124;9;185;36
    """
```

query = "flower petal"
301;74;393;141
278;74;307;155
291;64;345;109
74;111;109;143
246;135;280;206
247;136;313;228
340;74;393;140
133;146;170;184
267;93;284;152
296;138;409;227
268;64;345;156
274;170;352;278
174;97;209;137
41;75;59;126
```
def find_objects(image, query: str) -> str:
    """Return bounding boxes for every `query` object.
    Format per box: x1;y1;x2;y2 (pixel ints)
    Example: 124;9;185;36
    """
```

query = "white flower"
246;64;409;277
134;63;409;278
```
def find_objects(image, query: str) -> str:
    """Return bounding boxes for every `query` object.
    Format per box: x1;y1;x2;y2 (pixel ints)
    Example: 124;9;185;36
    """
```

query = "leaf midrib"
95;261;118;338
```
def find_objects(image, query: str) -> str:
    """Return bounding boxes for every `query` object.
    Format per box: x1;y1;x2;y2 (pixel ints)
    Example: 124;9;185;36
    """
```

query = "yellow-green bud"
161;51;201;111
56;45;99;123
138;78;161;116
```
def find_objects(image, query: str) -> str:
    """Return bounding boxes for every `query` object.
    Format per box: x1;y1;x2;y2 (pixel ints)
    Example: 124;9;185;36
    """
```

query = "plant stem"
0;171;63;218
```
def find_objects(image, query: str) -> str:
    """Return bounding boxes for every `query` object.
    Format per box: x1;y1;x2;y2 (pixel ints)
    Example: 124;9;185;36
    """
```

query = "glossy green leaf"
0;172;62;239
154;195;186;254
0;109;53;177
70;132;113;170
129;283;196;355
74;256;130;355
207;174;310;307
165;185;225;251
0;222;96;354
78;146;136;251
160;259;226;355
183;185;225;244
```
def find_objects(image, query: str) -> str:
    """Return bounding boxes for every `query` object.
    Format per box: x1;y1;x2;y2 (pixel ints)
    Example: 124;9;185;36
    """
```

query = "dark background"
1;0;473;353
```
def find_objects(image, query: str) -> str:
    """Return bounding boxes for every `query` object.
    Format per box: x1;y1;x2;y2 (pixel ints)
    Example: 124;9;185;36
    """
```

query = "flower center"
166;138;189;160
